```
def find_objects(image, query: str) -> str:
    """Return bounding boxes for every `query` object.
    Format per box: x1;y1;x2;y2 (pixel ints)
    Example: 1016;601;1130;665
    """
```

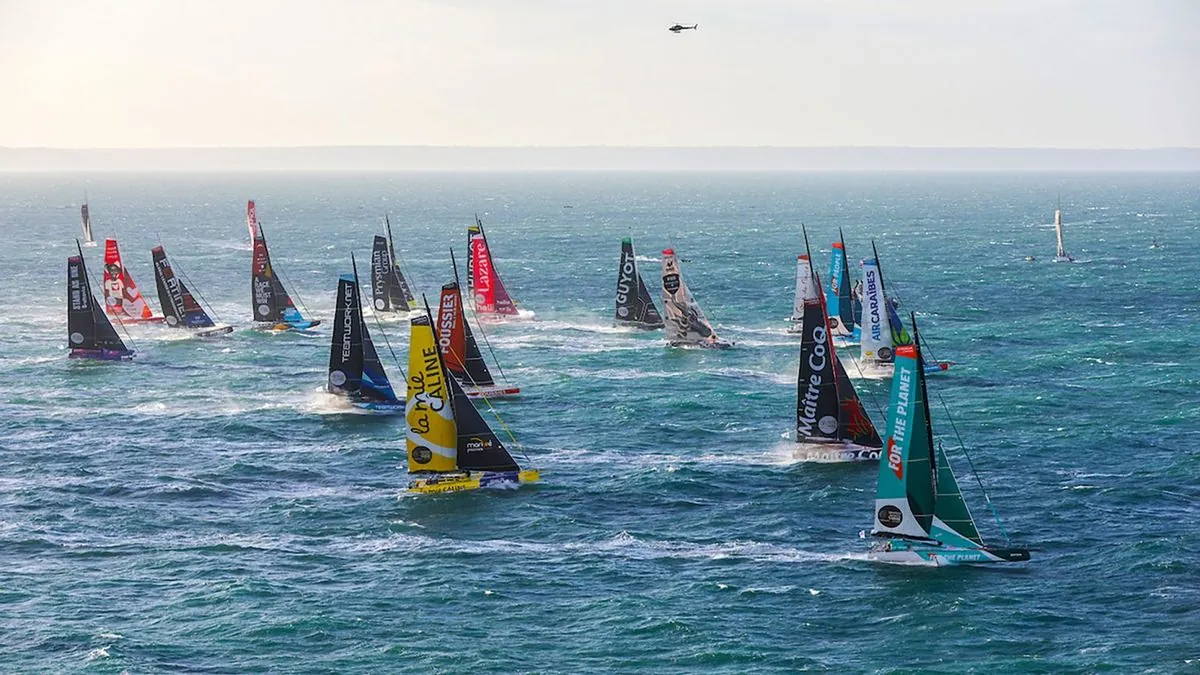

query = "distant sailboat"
326;256;404;414
150;246;234;337
405;302;540;493
785;254;812;335
615;237;665;329
661;248;732;349
867;314;1030;566
247;200;320;331
102;239;165;324
467;215;531;320
1150;237;1162;249
1053;200;1074;263
436;250;520;399
826;229;861;347
370;216;416;314
80;196;96;247
67;241;134;360
793;246;883;462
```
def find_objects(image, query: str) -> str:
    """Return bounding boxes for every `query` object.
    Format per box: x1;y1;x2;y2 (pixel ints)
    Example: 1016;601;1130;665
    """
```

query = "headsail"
67;245;131;356
102;239;157;322
448;369;520;472
151;246;216;328
385;216;416;305
661;249;721;345
859;259;894;365
615;237;664;329
406;314;458;473
872;343;936;540
437;281;495;387
467;217;519;316
80;201;95;245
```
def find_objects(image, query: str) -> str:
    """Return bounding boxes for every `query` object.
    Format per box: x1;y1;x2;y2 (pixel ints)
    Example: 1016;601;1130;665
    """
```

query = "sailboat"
793;247;883;462
857;243;950;378
102;239;165;324
247;200;321;331
785;254;812;335
661;248;733;349
405;301;540;493
436;251;520;399
1053;200;1074;263
150;246;234;337
467;215;532;320
80;195;96;247
67;241;134;360
826;229;861;347
370;216;416;314
326;255;404;414
867;314;1030;566
615;237;665;329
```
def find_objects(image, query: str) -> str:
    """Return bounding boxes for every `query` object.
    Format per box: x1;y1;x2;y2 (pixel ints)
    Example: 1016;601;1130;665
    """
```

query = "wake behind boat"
405;305;540;494
248;200;321;332
151;246;234;337
792;245;882;462
661;248;732;349
325;256;404;414
103;239;165;324
867;315;1030;566
615;237;665;329
67;241;134;360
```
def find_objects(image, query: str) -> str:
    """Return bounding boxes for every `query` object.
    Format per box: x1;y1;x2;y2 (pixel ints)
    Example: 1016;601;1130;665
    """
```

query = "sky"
1;0;1197;149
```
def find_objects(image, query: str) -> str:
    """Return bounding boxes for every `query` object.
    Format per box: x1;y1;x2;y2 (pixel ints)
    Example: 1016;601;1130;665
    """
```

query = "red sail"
102;239;155;321
436;284;468;376
469;229;518;315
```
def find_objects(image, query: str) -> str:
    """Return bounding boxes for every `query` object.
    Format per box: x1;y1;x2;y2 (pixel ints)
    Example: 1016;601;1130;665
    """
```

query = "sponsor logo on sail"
878;505;903;528
465;436;494;453
887;367;913;480
865;266;882;341
372;247;389;309
412;446;433;464
796;321;831;438
340;282;355;362
438;289;458;355
616;252;636;307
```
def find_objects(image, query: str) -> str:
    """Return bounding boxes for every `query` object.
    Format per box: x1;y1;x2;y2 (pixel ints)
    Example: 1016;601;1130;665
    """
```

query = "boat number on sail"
878;504;903;527
798;323;837;437
889;368;913;480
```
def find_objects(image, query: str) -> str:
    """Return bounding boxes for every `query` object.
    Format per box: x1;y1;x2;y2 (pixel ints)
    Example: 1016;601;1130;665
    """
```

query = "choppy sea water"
1;171;1197;673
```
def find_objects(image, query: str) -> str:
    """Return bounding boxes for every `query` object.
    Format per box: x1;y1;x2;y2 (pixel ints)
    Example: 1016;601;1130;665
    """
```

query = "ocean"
1;170;1197;672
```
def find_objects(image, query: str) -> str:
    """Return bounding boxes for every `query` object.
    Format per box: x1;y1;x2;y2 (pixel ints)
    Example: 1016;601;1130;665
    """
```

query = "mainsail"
789;255;813;324
467;217;519;316
661;248;722;345
248;200;315;327
406;312;520;474
826;233;858;337
1054;202;1073;261
67;244;132;357
795;255;882;448
80;201;95;245
151;246;217;329
871;343;936;540
859;258;894;366
328;268;398;404
102;239;158;322
437;281;495;387
615;237;664;329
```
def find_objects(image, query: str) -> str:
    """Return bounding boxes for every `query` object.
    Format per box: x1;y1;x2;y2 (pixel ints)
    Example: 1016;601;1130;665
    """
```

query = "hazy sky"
1;0;1197;148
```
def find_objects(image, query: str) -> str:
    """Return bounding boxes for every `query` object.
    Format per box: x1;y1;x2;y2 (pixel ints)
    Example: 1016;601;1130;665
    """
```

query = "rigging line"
442;336;531;465
273;263;313;317
367;302;407;382
172;256;225;324
469;311;510;386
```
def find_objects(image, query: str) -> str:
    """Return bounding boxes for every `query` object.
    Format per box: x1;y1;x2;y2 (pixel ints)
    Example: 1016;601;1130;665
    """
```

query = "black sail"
449;373;519;472
67;254;128;352
151;246;215;328
371;234;413;312
615;237;664;329
327;274;364;395
795;296;841;442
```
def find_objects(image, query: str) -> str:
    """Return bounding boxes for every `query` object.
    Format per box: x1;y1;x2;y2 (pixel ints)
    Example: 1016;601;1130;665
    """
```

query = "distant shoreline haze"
1;146;1198;171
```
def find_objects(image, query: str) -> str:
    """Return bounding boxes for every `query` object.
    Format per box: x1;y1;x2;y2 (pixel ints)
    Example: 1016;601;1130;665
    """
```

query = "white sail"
859;259;893;364
661;249;719;345
790;254;813;320
1053;206;1072;261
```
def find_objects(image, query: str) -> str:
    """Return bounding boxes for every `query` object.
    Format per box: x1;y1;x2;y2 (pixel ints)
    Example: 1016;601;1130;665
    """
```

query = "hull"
786;320;804;335
868;539;1031;566
854;361;894;379
832;335;861;348
615;320;664;331
255;319;322;332
1053;255;1074;263
114;315;166;325
82;241;98;248
193;324;235;338
463;384;521;399
793;441;881;463
408;469;541;494
69;348;135;361
350;399;405;415
477;309;537;323
667;338;734;350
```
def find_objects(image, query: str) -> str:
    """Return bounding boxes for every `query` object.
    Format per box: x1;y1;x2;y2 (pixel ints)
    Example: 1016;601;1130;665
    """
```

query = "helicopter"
669;23;698;33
